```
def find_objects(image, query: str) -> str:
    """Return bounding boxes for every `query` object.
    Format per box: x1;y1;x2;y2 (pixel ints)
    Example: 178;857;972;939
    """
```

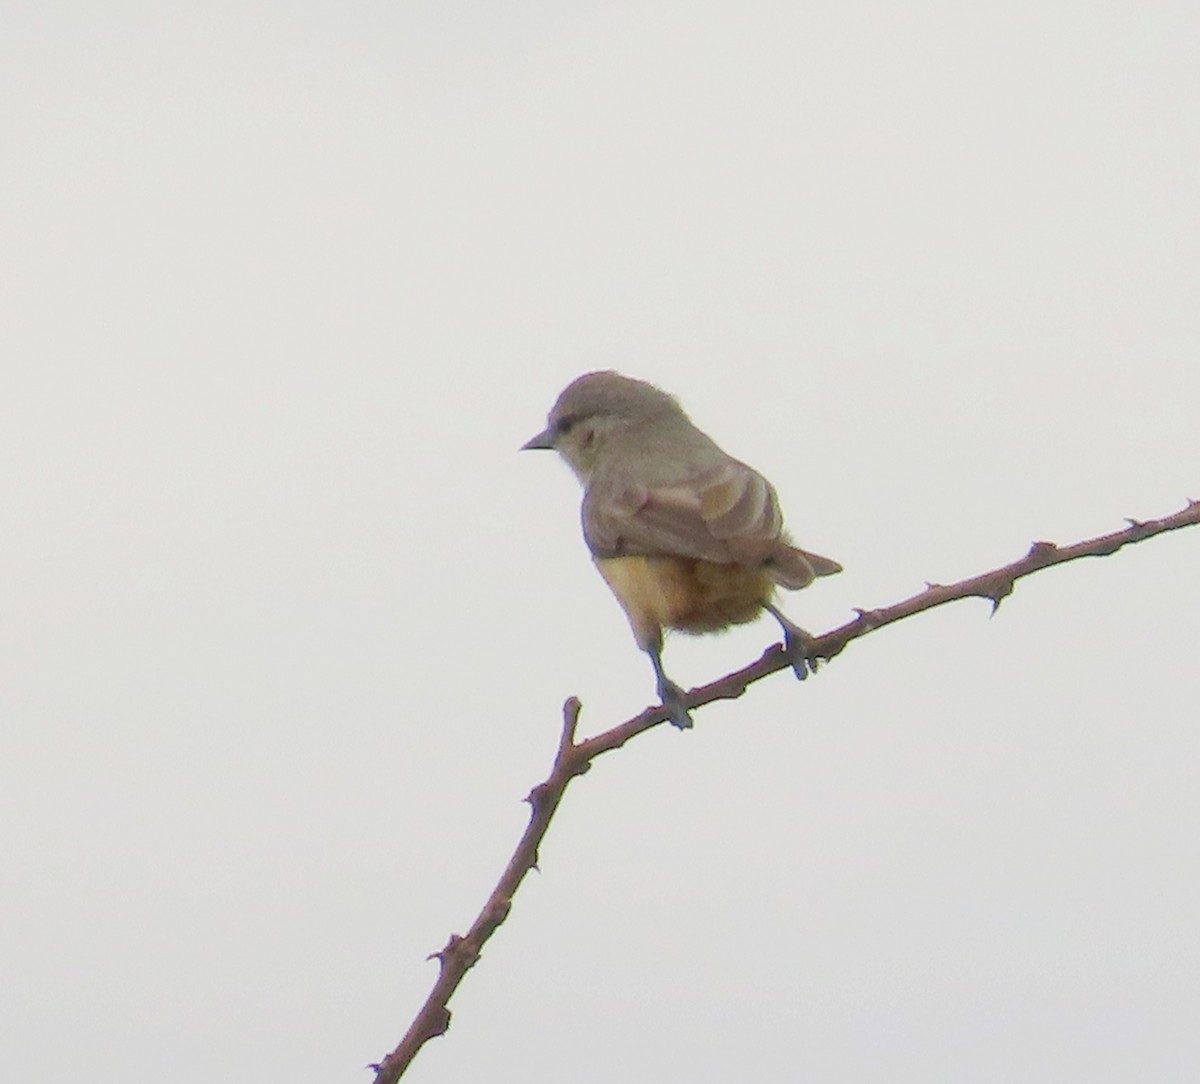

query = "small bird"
522;371;842;730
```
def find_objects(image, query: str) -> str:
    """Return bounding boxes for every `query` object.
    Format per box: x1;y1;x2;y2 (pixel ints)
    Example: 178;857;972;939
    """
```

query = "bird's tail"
766;543;843;590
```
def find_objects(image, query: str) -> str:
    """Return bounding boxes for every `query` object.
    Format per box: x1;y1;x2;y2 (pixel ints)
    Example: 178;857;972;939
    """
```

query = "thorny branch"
369;500;1200;1083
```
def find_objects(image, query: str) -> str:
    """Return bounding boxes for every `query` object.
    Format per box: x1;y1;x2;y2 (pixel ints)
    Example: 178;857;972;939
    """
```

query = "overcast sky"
4;4;1199;1083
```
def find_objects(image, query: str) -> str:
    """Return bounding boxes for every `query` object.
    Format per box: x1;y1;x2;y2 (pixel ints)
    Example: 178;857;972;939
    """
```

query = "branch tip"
557;696;583;758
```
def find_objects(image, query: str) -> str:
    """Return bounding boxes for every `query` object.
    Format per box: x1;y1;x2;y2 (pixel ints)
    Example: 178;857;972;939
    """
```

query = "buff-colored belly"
595;555;773;649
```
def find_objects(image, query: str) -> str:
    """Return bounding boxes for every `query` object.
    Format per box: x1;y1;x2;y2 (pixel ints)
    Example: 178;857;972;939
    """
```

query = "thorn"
1125;517;1144;529
428;934;464;962
986;578;1015;616
366;1063;383;1073
525;782;550;808
853;607;883;628
1028;540;1057;556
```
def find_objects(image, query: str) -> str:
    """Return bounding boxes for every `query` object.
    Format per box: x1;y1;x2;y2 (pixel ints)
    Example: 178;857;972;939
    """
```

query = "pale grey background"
3;3;1198;1082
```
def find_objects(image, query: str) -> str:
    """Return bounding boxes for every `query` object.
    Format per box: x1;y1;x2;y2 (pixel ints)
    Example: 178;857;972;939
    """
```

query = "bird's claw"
658;679;694;730
781;627;817;681
764;603;818;682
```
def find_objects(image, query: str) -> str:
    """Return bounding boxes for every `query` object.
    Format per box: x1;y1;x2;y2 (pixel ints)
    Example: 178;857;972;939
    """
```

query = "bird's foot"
781;626;818;681
766;604;818;681
658;678;694;730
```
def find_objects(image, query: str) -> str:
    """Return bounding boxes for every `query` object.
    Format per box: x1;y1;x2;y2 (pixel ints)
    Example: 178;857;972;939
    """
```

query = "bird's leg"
764;602;817;681
647;644;693;730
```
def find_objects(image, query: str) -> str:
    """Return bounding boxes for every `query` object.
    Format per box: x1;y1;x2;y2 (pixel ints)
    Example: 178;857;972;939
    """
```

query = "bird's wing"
583;457;782;565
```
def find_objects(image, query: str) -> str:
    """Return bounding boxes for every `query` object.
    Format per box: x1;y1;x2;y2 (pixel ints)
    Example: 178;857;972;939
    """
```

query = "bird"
522;371;842;730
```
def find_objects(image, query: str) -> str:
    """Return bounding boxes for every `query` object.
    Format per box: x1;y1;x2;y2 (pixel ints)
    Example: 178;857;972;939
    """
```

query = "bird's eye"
556;415;578;435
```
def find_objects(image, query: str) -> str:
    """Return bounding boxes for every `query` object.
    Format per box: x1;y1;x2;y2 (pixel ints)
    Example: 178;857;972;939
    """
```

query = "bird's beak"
520;427;556;451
